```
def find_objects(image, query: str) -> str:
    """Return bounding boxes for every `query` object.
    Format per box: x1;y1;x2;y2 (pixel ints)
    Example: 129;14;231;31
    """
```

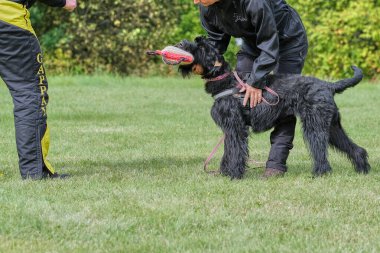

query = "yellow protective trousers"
0;0;55;179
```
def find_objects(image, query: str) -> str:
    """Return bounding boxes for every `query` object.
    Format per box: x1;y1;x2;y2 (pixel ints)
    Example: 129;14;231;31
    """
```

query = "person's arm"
38;0;66;7
239;0;279;108
38;0;76;11
244;0;279;89
199;6;231;55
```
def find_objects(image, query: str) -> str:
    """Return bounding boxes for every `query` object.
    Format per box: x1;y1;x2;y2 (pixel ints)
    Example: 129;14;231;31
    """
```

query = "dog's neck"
203;63;236;96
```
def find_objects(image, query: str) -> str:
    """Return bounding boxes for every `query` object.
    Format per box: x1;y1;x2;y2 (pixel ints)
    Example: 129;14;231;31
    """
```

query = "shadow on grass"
54;155;289;180
57;156;207;178
2;156;367;182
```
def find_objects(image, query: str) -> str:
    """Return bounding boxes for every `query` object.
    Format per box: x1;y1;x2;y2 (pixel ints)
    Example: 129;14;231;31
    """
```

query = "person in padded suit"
0;0;76;179
194;0;308;178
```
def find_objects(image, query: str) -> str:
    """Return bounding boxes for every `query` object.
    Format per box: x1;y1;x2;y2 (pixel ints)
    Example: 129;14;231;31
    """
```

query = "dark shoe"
261;168;285;179
52;173;70;179
43;173;70;179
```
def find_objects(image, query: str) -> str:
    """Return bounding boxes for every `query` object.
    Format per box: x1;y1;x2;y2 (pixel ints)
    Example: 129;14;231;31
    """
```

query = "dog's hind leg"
329;112;370;173
301;115;332;176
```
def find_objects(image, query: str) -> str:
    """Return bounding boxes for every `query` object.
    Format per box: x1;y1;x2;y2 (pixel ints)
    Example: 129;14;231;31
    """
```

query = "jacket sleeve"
38;0;66;7
245;0;279;88
199;6;231;55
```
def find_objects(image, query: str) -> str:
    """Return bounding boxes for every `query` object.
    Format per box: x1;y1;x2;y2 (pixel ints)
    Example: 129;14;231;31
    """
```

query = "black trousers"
236;45;308;172
0;1;55;179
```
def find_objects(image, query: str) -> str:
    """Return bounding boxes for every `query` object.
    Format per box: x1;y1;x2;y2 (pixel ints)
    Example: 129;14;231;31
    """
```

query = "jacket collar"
212;0;234;9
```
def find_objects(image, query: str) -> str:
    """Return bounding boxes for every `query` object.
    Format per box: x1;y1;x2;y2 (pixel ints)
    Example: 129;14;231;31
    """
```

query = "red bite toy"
147;46;194;65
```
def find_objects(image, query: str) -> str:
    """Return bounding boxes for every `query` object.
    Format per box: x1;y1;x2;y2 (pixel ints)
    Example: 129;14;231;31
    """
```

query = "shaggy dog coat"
177;37;370;179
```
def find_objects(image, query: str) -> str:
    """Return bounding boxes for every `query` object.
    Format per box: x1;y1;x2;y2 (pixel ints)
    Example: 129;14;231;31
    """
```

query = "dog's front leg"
212;101;249;179
221;128;249;179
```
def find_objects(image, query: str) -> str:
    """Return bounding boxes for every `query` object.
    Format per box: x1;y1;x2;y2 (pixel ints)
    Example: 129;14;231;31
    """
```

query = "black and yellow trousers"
0;0;55;179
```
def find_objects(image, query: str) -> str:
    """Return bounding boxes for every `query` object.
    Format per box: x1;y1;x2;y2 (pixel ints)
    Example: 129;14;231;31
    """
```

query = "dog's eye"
192;65;197;72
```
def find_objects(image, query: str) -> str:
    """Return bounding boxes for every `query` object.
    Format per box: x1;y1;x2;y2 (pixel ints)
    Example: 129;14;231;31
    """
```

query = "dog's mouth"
176;49;205;75
175;41;205;76
192;64;204;75
175;38;226;78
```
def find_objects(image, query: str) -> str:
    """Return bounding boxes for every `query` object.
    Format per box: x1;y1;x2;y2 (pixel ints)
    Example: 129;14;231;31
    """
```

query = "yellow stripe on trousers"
41;125;55;174
0;0;36;36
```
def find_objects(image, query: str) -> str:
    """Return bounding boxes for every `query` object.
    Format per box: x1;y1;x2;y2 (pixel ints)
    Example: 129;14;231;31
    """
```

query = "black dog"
177;36;370;179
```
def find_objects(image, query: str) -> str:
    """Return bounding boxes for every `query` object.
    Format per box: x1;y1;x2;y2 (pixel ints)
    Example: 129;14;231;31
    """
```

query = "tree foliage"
289;0;380;78
32;1;186;75
31;0;379;79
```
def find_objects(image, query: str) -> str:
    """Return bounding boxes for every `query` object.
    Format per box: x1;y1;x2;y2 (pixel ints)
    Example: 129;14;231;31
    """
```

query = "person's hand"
239;83;262;108
64;0;77;12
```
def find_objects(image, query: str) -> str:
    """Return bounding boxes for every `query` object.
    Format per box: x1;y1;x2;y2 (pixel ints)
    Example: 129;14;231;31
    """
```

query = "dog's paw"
355;164;371;174
312;165;332;177
228;167;245;180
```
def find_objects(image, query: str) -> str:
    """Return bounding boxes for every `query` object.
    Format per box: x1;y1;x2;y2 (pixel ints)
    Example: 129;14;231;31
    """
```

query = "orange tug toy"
147;46;194;65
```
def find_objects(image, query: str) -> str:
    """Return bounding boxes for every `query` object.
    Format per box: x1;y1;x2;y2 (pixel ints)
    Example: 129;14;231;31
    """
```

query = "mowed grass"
0;75;380;253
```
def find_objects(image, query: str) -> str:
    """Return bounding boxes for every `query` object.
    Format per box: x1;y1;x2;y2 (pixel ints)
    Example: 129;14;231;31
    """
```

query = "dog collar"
204;72;230;82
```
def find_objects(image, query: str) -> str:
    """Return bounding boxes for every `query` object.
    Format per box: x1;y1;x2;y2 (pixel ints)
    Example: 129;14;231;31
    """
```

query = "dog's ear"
194;36;210;46
175;40;188;48
194;36;205;43
216;54;225;64
213;53;225;68
208;53;229;77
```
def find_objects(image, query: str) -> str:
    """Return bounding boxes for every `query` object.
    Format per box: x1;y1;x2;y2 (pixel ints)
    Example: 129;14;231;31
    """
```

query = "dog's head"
176;36;230;79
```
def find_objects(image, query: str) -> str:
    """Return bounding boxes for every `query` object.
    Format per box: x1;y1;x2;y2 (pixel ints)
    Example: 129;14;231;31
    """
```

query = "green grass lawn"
0;75;379;253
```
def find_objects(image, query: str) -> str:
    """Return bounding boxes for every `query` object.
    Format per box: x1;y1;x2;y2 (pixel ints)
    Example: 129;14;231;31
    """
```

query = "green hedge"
31;1;379;79
32;1;186;75
290;0;380;78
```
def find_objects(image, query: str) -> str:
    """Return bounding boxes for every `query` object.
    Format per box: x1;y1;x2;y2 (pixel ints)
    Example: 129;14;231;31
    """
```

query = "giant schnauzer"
177;36;370;179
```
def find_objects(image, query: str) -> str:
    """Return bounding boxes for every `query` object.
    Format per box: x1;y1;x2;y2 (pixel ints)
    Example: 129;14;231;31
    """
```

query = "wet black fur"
177;36;370;179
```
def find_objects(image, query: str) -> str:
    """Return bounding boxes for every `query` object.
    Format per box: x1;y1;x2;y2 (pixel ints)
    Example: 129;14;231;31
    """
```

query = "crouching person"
194;0;308;178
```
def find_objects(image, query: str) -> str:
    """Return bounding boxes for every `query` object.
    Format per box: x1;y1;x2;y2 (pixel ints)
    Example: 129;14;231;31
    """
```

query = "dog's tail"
333;66;363;94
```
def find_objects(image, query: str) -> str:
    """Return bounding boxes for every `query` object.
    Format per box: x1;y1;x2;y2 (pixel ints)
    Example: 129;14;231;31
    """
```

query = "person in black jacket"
195;0;308;178
0;0;76;179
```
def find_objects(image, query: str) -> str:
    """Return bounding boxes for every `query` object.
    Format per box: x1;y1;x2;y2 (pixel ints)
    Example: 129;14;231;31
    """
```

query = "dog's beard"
178;64;193;78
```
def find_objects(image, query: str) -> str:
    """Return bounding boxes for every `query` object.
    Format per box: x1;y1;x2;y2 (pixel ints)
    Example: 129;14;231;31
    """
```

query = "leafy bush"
289;0;380;78
31;0;379;79
32;1;186;75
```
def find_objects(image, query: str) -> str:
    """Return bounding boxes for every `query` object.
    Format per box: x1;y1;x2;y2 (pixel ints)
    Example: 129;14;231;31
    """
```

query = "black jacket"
10;0;66;8
199;0;307;88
